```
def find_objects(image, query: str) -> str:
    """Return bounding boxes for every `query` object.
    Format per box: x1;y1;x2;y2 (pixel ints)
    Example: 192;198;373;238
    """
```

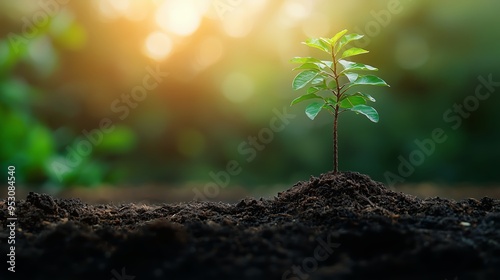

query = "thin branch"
321;71;336;79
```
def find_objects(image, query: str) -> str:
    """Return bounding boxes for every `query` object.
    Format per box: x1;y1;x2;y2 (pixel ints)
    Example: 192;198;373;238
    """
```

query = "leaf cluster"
291;29;389;122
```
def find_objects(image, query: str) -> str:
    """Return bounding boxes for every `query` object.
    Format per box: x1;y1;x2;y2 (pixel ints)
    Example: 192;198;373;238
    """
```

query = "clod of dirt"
27;192;59;214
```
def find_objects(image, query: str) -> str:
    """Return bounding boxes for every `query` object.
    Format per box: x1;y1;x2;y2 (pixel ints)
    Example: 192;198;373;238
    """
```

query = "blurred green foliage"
1;0;499;189
0;2;136;187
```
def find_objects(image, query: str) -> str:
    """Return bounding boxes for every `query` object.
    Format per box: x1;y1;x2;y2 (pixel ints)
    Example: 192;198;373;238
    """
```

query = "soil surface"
1;172;500;280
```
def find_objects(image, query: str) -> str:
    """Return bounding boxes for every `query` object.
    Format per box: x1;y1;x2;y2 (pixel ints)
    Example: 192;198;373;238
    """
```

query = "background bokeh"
1;0;499;191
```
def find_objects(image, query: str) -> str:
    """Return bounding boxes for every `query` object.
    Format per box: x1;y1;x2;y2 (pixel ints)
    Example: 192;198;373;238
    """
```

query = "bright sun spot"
144;31;173;60
283;1;310;20
155;0;206;36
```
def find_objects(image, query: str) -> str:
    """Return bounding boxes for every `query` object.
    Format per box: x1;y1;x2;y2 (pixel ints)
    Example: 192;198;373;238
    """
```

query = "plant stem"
333;104;339;174
331;46;341;174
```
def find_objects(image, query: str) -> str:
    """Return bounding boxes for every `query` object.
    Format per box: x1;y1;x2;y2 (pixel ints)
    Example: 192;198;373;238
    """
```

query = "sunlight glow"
95;0;117;20
220;0;268;38
108;0;130;12
195;37;224;70
302;12;331;38
122;1;148;21
283;1;310;20
155;0;206;36
144;31;173;61
95;0;148;21
222;13;254;38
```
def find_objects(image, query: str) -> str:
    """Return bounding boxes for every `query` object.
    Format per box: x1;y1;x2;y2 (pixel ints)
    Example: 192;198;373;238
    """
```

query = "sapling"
291;29;390;174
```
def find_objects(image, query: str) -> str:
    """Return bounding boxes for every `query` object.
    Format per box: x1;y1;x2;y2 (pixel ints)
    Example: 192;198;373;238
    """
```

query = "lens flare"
144;31;173;61
155;0;203;36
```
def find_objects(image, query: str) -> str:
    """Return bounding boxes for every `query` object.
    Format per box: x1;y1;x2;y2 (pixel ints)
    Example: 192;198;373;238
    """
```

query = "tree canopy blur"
1;0;499;189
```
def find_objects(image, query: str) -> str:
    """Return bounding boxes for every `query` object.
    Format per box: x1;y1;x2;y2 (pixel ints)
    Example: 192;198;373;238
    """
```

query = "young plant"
291;29;390;174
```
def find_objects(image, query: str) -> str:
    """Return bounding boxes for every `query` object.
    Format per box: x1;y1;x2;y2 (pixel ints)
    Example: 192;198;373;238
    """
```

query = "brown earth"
1;171;499;280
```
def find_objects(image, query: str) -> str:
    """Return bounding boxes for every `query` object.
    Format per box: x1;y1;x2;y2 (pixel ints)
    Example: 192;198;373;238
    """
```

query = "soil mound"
1;172;500;280
273;171;418;216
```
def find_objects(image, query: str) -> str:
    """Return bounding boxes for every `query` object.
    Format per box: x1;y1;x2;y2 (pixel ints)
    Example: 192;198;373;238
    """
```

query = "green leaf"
357;92;376;102
291;93;322;106
290;57;323;64
311;75;326;86
350;105;379;123
339;60;378;73
307;87;320;94
352;75;389;87
307;86;325;94
293;63;321;71
327;80;337;89
292;70;317;90
330;29;348;46
319;37;332;48
343;75;390;92
323;98;337;113
290;57;333;71
303;38;331;53
323;104;335;113
345;92;376;102
344;73;359;83
341;47;369;59
336;34;364;53
339;95;366;109
320;60;334;68
305;102;324;120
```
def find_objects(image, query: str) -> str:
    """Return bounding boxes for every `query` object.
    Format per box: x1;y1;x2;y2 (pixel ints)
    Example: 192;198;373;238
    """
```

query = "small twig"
357;192;397;217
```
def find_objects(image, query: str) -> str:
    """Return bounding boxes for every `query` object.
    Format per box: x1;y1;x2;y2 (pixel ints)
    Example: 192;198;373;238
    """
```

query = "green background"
1;0;499;190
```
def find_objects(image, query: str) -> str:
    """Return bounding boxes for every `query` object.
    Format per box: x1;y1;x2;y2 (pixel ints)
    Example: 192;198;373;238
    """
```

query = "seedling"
291;29;389;174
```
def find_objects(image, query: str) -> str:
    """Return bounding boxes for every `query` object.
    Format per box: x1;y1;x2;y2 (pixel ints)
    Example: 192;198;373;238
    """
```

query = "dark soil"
1;172;500;280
